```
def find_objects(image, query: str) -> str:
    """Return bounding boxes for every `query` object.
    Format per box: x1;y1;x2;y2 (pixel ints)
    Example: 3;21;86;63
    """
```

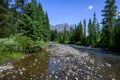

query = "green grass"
4;52;24;58
0;52;24;62
0;57;4;62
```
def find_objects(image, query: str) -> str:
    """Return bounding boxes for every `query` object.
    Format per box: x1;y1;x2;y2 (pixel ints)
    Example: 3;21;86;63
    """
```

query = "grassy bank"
0;52;24;62
0;34;49;63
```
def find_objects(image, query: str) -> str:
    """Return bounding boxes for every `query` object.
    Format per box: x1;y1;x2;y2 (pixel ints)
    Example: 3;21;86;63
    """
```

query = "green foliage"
0;38;18;52
0;56;4;62
34;40;47;51
101;0;117;48
1;0;120;52
113;16;120;50
0;5;16;38
83;19;87;45
17;2;50;41
75;41;82;45
13;34;35;53
0;34;35;53
50;29;58;41
0;52;24;62
0;52;24;58
51;14;100;47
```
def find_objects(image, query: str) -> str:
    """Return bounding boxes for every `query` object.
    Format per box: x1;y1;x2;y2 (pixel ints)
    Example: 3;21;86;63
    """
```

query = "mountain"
50;23;70;32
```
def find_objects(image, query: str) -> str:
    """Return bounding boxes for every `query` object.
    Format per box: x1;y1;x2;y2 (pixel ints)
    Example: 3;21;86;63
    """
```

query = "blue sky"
37;0;120;25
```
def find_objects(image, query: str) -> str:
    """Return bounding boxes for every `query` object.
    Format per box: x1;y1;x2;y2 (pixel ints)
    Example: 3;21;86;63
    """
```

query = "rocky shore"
42;43;116;80
0;43;118;80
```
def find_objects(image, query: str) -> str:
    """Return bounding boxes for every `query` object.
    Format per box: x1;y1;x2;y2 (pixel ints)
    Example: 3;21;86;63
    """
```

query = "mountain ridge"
50;23;70;31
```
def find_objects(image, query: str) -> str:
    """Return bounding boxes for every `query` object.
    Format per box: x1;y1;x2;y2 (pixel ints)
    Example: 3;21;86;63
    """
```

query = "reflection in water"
0;50;49;80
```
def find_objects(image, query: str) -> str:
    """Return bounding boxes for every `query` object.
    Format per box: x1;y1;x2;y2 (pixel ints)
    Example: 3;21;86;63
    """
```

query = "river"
0;43;120;80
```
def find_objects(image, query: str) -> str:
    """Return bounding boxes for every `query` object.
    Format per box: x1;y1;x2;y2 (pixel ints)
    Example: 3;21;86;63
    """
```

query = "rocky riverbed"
41;43;118;80
0;43;119;80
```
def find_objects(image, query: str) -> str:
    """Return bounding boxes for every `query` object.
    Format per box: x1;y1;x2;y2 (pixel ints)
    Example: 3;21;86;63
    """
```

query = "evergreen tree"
83;19;86;45
43;12;50;41
96;22;101;46
50;29;58;41
114;14;120;50
79;22;84;44
14;0;27;10
88;19;95;46
92;12;101;46
0;0;16;38
17;1;50;41
31;0;37;8
0;0;11;8
101;0;117;48
69;25;76;43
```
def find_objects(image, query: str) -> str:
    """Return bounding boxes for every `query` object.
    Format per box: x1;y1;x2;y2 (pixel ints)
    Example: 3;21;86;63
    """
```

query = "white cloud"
88;5;93;10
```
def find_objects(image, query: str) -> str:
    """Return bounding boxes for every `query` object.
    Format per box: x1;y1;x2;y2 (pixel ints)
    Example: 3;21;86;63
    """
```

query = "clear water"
0;46;120;80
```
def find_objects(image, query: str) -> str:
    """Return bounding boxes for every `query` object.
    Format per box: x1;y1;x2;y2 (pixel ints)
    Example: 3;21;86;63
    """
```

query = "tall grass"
0;52;24;58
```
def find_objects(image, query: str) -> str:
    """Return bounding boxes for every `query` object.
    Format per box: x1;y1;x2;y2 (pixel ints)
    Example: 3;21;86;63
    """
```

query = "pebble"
67;57;69;60
52;71;55;74
34;59;37;62
105;63;111;67
22;67;26;71
75;77;78;80
57;59;60;63
53;61;56;64
20;71;23;75
98;75;103;78
49;75;52;77
112;78;115;80
55;75;58;79
87;75;90;80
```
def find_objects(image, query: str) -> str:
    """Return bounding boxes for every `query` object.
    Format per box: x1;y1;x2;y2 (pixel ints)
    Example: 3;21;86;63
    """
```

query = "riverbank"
41;43;117;80
0;52;24;64
0;43;119;80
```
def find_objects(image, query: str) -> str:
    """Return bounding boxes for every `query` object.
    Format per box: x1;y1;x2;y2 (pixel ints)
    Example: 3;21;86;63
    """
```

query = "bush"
34;40;47;51
0;34;47;54
75;41;82;45
12;34;35;53
0;34;35;53
0;38;19;52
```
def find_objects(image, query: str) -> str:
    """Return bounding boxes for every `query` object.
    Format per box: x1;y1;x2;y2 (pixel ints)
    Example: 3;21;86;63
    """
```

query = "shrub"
0;34;35;53
13;34;35;53
34;40;47;51
0;38;19;52
75;41;82;45
0;34;47;54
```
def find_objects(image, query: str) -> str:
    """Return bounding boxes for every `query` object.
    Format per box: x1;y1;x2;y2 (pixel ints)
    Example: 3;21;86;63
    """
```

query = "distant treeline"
50;0;120;51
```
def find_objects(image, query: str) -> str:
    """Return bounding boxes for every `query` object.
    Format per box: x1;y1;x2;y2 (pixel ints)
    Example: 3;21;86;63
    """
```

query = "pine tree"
88;19;95;46
114;14;120;50
17;1;50;41
35;3;44;40
0;0;11;8
96;22;101;46
43;12;50;41
0;0;16;38
101;0;117;48
92;12;100;46
75;22;83;44
83;19;86;45
15;0;27;11
69;25;76;43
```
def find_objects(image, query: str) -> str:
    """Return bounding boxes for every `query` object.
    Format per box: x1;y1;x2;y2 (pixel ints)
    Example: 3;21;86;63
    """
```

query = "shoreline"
0;43;118;80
